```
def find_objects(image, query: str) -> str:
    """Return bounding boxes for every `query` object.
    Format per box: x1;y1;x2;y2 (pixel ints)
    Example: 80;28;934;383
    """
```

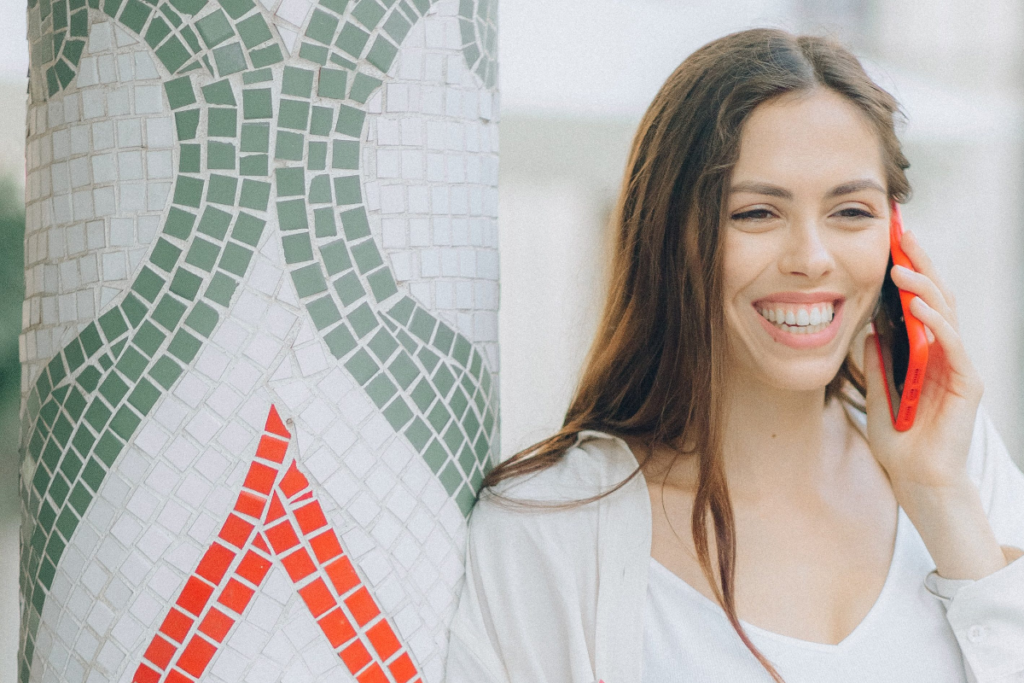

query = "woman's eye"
731;209;775;221
833;207;875;219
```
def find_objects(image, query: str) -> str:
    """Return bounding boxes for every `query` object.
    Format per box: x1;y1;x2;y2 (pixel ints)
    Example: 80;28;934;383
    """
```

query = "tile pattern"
20;0;499;681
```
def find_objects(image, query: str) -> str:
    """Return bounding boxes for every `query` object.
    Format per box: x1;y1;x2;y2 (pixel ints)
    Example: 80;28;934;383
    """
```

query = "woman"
445;29;1024;682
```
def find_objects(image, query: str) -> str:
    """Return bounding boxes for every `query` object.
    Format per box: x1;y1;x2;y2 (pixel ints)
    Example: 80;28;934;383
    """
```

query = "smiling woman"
444;28;1024;683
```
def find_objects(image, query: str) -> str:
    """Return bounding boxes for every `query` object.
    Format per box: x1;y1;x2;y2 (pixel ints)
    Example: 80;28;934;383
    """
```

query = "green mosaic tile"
307;108;331;137
196;8;232;47
344;349;378;385
165;76;196;109
208;107;237;137
149;238;182;273
64;39;86;65
127;377;161;414
291;264;327;298
456;485;476;516
152;295;187;330
409;308;435;343
299;42;328;65
331;140;358;170
305;9;339;44
273;131;303;162
279;67;313;99
333;176;361;205
282;234;314;264
308;141;327;170
219;0;254;18
122;294;147;328
63;339;85;373
165;207;197;239
368;328;398;361
279;99;310;131
201;79;236;105
119;0;152;33
340;207;370;239
168;0;205;13
329;52;357;69
135;321;167;356
404;417;430;451
64;388;87;421
458;442;476;476
149;355;183;389
232;213;266;246
185;301;219;336
213;41;249;76
179;143;200;173
48;355;67;385
351;239;383;274
242;67;272;84
276;167;305;196
383;9;411;41
83;400;112;432
197;206;232;239
367;267;397;301
309;175;331;204
207;174;238;205
433;362;455;396
352;0;385;28
366;36;397;72
349;73;381;103
175;109;200;140
324;323;356;358
388;297;414;325
240;122;270;152
98;308;129;342
156;35;190;73
239;179;271;210
306;296;341;330
109;405;141;440
320;0;348;12
314;208;336;237
443;421;462;453
116;346;147;382
173;176;204;208
317;68;347;99
453;335;471;365
205;272;238;306
168;329;201;363
218;243;252;277
207;141;236;169
78;366;101;393
470;350;483;378
432;322;454;354
366;373;396;408
237;12;272;48
180;24;202;52
348;302;377;337
185;237;220;271
242;89;272;119
250;44;284;68
68;483;91;516
239;153;268;176
98;353;114;371
81;457;105;492
37;503;57;535
424;439;446;473
321;240;352;275
462;408;480;441
438;460;461;496
410;377;436;412
335;23;369;57
333;271;364;306
277;199;308;231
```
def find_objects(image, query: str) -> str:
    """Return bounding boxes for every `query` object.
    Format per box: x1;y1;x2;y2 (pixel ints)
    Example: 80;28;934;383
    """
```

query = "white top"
643;509;967;682
446;406;1024;683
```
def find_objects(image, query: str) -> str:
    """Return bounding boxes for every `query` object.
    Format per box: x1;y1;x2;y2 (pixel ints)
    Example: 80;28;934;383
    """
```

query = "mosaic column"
19;0;498;681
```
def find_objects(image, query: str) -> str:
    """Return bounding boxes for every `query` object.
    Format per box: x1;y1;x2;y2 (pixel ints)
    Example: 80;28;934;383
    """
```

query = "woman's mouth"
755;302;834;334
750;296;844;349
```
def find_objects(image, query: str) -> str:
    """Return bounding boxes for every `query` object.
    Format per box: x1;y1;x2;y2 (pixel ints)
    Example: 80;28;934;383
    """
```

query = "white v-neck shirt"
643;508;968;682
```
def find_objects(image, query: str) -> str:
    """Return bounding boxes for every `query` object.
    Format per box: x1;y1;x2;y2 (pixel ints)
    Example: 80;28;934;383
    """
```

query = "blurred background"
3;0;1024;679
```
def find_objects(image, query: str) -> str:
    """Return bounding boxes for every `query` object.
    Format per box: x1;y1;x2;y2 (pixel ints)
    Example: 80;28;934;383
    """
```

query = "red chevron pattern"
133;406;421;683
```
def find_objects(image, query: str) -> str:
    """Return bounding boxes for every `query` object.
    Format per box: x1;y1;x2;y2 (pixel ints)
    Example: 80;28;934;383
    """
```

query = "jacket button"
967;625;986;643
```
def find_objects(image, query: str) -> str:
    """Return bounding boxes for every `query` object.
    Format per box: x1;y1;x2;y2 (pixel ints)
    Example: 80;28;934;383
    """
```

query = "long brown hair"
483;28;911;680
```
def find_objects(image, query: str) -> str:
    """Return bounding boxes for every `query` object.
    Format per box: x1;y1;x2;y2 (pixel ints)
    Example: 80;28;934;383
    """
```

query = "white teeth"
809;307;822;325
775;307;785;323
757;301;838;334
796;309;809;326
766;309;775;322
785;310;796;325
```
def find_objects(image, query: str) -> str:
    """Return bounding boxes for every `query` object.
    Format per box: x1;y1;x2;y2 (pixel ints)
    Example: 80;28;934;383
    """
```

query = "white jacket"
445;407;1024;683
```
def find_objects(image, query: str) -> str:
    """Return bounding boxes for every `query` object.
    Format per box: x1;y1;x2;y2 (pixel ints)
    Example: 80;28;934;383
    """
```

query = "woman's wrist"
894;475;1007;580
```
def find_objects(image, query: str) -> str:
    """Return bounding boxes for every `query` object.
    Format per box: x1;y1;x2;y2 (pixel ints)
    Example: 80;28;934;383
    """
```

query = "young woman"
445;29;1024;682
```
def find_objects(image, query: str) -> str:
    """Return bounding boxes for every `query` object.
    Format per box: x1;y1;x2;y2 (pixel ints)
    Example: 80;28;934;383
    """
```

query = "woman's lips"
752;298;845;349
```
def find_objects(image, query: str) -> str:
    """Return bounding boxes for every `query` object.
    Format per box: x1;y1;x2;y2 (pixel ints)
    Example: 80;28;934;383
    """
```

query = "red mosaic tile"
339;639;372;673
132;663;161;683
366;620;400;660
159;608;194;644
325;556;360;595
234;491;267;519
358;663;389;683
309;530;343;563
243;461;278;495
298;577;335;618
142;634;176;669
265;492;286;523
252;532;270;553
281;547;316;581
235;550;272;585
218;514;255;549
177;635;217;678
279;461;309;498
345;587;380;626
294;491;313;502
195;543;235;585
264;404;291;438
256;434;289;463
294;500;328;535
198;607;235;643
265;518;300;554
165;670;193;683
317;607;357;649
388;653;418;683
176;577;215;617
218;578;256;614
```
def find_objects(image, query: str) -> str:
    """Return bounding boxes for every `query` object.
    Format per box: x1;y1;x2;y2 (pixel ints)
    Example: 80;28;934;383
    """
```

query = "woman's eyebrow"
826;179;886;197
728;179;886;199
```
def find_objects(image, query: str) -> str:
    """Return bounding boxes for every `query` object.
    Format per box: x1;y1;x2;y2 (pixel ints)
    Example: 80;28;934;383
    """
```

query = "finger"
890;264;957;329
908;296;979;389
900;231;957;315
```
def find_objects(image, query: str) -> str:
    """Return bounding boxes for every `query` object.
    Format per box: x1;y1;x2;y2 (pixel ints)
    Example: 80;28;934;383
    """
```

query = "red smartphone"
872;203;929;431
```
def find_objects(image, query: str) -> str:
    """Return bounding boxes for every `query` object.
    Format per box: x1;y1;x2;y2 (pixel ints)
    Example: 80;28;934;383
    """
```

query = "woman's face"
721;87;891;393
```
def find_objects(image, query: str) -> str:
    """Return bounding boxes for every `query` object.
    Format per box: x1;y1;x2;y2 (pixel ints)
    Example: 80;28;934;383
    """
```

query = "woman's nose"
778;220;834;279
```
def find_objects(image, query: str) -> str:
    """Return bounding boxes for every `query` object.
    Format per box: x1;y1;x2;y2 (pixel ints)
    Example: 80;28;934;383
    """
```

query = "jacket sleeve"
925;407;1024;682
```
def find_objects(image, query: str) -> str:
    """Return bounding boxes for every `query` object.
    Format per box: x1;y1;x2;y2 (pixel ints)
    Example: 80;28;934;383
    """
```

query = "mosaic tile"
22;1;499;681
